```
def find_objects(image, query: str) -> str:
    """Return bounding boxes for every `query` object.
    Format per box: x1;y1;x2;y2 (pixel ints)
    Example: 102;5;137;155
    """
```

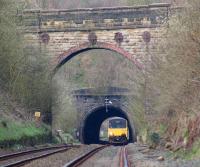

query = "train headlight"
109;132;113;136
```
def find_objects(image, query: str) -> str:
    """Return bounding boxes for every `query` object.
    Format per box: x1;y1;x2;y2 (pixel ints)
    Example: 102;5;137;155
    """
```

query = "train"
108;117;128;144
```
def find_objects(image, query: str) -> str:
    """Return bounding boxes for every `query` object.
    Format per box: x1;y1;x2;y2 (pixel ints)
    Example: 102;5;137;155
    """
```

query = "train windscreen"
109;119;126;128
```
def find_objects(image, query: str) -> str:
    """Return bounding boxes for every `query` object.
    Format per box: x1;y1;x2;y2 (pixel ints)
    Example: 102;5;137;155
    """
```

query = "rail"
0;144;80;167
63;145;108;167
120;146;130;167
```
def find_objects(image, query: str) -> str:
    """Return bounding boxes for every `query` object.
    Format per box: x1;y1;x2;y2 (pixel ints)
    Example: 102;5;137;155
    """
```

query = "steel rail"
1;147;73;167
63;145;109;167
120;146;130;167
1;148;70;167
0;144;75;161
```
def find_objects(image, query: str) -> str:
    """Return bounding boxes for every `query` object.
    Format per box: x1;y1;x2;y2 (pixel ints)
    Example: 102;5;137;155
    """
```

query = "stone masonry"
21;3;170;70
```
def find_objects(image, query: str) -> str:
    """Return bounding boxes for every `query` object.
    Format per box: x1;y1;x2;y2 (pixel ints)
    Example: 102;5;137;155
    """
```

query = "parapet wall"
19;3;170;32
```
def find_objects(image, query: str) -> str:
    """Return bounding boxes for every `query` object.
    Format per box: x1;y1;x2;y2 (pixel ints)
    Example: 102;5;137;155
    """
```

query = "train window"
109;119;126;128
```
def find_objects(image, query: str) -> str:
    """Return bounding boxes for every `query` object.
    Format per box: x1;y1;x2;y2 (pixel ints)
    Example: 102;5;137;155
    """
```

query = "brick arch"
53;42;143;73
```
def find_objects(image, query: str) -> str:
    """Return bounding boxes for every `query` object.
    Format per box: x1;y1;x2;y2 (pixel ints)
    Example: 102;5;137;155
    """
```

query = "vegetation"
147;0;200;155
0;120;51;148
0;0;52;147
0;0;52;119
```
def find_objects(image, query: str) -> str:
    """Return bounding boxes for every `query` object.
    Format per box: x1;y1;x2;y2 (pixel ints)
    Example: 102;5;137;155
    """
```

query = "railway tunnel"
72;87;136;144
80;105;135;144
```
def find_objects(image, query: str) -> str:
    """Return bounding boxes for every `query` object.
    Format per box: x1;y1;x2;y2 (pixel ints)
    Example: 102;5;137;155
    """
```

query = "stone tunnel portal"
80;105;135;144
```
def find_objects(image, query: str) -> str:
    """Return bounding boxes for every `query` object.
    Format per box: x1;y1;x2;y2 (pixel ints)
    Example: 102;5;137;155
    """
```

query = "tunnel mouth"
81;105;134;144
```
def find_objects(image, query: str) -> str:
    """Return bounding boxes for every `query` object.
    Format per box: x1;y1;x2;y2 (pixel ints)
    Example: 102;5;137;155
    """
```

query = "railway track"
63;145;130;167
1;144;130;167
63;145;109;167
119;146;130;167
0;144;79;167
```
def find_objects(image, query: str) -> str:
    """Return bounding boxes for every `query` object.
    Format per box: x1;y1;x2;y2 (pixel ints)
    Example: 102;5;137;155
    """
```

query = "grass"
172;139;200;160
0;120;51;148
159;123;167;135
183;139;200;160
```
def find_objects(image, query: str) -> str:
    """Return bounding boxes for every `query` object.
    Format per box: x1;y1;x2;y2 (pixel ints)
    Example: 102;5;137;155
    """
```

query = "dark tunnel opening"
81;105;135;144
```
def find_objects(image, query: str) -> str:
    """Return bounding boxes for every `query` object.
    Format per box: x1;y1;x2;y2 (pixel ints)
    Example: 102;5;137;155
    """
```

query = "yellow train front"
108;117;128;144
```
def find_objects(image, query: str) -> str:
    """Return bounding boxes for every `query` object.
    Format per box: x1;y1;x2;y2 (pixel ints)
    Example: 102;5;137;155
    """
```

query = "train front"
108;117;128;144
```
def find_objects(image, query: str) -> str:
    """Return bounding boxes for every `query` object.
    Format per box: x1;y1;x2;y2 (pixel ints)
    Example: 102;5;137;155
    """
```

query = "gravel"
22;144;100;167
127;143;200;167
80;145;120;167
4;143;200;167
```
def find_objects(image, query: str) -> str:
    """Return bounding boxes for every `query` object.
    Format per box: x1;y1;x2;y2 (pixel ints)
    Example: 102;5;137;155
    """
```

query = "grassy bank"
0;120;51;148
